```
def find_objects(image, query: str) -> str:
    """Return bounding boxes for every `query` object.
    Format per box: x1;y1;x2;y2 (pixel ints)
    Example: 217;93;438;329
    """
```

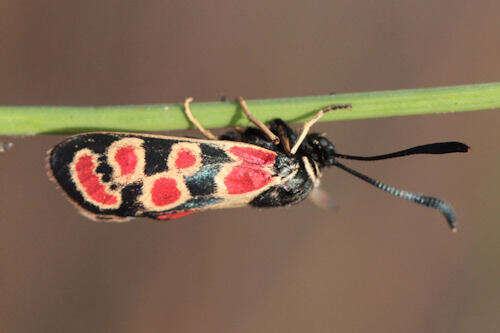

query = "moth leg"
270;119;297;156
290;104;351;155
236;97;280;145
184;97;217;140
277;126;291;155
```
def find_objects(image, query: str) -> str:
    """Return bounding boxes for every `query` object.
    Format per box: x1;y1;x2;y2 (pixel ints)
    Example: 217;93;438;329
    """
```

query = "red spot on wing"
224;146;276;194
175;149;196;169
224;164;272;194
151;177;181;207
75;154;118;205
114;146;137;176
229;146;276;165
156;210;198;220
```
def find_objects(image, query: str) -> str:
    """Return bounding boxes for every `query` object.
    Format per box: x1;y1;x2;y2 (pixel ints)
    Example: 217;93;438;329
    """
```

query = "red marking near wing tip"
224;146;276;194
175;149;196;169
156;210;198;220
225;164;272;194
229;146;276;165
151;177;181;207
115;146;137;176
75;154;118;205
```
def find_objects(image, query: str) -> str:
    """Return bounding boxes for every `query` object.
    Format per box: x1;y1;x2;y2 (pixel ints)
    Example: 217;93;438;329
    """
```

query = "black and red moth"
48;97;469;231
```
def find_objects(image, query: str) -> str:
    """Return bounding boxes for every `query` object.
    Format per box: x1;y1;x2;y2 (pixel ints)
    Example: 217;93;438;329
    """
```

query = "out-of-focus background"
1;1;499;332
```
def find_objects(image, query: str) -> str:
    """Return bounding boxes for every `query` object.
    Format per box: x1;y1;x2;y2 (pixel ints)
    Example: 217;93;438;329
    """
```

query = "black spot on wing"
142;137;175;176
95;160;113;183
185;164;220;196
200;144;232;164
118;183;143;216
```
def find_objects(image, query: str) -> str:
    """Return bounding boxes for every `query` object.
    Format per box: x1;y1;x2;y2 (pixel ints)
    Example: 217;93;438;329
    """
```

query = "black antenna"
334;142;469;161
332;160;458;232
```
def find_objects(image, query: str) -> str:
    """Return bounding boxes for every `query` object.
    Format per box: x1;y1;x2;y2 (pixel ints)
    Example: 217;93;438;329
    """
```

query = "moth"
48;97;469;231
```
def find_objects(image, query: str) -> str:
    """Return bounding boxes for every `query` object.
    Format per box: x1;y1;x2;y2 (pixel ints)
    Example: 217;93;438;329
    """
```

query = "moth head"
301;133;337;167
300;138;470;232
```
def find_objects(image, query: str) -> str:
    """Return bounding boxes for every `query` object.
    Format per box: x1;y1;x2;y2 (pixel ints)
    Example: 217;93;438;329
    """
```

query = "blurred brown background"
1;1;499;332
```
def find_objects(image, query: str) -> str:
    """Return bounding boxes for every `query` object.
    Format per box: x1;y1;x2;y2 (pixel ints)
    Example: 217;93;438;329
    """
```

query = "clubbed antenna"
332;161;458;231
334;142;470;161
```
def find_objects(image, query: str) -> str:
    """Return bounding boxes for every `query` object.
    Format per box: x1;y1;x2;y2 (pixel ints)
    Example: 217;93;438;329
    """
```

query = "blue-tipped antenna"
332;142;469;231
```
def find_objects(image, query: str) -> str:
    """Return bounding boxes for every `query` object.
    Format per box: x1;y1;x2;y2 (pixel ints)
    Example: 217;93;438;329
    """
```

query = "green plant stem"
1;83;499;136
